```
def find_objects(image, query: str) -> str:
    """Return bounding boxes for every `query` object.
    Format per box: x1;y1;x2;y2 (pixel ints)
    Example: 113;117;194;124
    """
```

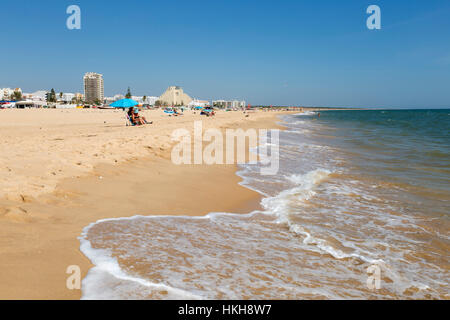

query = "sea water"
80;109;449;299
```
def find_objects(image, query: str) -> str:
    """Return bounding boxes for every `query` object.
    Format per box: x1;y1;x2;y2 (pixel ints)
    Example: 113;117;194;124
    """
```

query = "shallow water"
80;109;450;299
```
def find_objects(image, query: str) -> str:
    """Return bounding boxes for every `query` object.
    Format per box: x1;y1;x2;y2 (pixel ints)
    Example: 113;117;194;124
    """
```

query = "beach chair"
126;113;136;126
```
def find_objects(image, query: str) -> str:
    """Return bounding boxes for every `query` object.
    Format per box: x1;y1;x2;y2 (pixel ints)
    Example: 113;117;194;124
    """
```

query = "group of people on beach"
171;107;182;116
200;108;215;117
127;107;151;126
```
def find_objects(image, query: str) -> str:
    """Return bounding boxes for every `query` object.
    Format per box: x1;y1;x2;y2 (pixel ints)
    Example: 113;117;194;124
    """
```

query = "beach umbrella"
110;99;140;126
109;98;139;108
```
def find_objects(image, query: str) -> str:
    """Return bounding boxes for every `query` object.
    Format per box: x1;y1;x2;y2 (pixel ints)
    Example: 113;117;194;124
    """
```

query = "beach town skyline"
0;73;247;109
1;71;448;109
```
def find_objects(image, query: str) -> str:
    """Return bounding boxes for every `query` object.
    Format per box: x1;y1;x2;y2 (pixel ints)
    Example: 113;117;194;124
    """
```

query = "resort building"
83;72;104;103
213;100;246;109
158;86;193;106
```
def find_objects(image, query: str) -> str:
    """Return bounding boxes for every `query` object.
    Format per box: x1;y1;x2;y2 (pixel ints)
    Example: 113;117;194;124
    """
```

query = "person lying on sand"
200;109;215;117
172;108;183;116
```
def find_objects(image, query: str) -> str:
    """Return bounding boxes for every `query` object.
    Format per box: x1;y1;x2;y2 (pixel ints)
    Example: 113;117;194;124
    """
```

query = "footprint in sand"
3;207;32;223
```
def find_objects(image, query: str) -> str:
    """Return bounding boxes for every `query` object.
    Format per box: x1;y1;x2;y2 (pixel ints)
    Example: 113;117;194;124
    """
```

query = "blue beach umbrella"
110;99;140;126
110;98;139;108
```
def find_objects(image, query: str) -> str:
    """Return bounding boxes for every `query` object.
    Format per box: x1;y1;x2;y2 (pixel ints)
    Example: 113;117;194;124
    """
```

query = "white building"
188;99;210;108
131;96;144;104
28;90;47;101
15;100;46;108
61;93;75;103
143;96;158;105
131;95;159;105
18;90;48;102
1;88;15;100
104;96;116;104
0;88;24;100
104;94;125;105
213;100;246;109
50;92;75;103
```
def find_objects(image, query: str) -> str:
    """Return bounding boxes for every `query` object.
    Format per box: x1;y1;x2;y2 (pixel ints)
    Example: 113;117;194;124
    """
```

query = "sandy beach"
0;108;288;299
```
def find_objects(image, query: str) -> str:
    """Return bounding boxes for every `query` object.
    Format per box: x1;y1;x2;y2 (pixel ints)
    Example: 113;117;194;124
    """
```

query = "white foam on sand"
79;219;204;300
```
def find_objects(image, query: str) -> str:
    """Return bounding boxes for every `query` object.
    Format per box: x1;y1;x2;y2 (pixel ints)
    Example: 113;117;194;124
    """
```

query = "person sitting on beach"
127;107;137;124
128;107;151;125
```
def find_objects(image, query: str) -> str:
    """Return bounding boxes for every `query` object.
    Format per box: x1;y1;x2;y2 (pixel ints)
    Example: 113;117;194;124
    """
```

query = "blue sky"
1;0;449;108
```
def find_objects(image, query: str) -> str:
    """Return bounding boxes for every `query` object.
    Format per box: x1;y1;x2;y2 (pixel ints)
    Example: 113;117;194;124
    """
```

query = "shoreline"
0;109;290;299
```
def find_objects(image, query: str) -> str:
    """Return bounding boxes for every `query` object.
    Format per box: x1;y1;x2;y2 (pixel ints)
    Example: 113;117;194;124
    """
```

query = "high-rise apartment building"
83;72;104;103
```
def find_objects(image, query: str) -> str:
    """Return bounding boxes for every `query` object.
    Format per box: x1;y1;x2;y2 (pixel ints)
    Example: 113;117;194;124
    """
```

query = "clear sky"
1;0;449;108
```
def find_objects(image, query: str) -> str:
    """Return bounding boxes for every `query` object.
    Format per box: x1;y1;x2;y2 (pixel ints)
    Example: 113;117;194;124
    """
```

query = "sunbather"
128;107;151;125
